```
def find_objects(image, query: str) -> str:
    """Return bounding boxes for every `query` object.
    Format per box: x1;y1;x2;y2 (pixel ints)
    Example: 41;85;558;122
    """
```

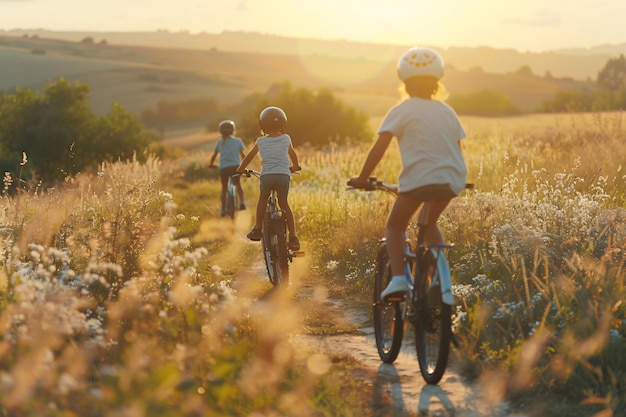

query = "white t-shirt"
214;136;245;169
378;97;467;194
255;134;293;177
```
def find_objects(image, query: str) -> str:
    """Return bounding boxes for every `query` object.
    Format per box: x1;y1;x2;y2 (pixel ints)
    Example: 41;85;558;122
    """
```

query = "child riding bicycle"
236;106;301;251
349;46;468;301
209;120;246;216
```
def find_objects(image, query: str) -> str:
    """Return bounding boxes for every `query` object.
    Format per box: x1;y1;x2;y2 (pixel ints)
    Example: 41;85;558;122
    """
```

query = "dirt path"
285;248;532;417
206;216;524;417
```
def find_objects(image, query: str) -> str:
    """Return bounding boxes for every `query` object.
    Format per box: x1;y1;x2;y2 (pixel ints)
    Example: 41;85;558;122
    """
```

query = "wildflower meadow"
0;112;625;416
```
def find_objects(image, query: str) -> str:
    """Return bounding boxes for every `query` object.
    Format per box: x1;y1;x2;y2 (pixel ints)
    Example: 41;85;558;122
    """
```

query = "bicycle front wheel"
373;243;403;363
414;250;451;385
270;217;289;286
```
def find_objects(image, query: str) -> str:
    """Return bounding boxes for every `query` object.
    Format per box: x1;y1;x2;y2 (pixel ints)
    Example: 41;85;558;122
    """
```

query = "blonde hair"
397;77;449;102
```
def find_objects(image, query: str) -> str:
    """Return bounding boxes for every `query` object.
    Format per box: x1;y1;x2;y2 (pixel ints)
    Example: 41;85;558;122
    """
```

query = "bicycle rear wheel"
270;217;289;286
373;243;403;363
262;216;275;285
414;250;451;385
226;193;236;219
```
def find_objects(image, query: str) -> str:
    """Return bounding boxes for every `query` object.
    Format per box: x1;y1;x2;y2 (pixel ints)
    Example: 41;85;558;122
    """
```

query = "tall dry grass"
0;111;624;416
292;111;626;416
0;154;343;416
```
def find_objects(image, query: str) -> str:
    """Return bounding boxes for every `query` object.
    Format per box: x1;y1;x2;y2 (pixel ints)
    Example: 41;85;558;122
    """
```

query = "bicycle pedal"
291;250;305;257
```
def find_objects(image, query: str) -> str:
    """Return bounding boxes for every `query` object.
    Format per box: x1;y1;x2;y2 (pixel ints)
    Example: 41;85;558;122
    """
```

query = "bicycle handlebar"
347;177;474;195
235;167;302;179
346;177;398;195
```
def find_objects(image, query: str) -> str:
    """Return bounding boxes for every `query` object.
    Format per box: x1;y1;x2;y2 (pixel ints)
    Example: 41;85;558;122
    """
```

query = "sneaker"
220;209;226;217
239;203;246;210
381;276;410;301
247;227;262;241
288;235;300;251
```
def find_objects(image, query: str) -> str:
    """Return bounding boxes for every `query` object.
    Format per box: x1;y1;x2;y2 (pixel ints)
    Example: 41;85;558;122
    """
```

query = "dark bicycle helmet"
218;120;236;134
259;106;287;133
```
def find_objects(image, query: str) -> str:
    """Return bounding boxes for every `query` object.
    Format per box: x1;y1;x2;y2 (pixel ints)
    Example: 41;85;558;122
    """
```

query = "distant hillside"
0;33;597;128
3;29;625;80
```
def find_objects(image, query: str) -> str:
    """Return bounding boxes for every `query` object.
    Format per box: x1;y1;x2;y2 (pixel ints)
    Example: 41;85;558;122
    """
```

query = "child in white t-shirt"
236;106;301;251
349;46;468;301
209;120;246;216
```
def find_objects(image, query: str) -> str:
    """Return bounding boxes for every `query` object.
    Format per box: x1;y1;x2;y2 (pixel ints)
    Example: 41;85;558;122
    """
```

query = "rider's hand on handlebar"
347;176;372;190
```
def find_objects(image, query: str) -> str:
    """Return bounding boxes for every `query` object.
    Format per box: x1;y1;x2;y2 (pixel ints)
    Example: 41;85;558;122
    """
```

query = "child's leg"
254;189;270;229
247;190;269;241
236;183;245;205
219;173;229;212
255;191;270;230
419;199;451;244
232;175;245;204
385;194;421;277
277;196;296;236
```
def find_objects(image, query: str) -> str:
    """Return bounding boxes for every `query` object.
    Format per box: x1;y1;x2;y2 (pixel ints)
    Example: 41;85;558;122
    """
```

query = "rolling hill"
0;31;601;133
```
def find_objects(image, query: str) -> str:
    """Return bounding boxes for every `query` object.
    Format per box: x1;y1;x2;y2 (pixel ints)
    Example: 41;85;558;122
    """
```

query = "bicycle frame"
349;177;472;385
241;169;304;287
263;187;289;285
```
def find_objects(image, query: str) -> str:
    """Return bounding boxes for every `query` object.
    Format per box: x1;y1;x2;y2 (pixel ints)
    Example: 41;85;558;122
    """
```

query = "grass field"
1;40;625;414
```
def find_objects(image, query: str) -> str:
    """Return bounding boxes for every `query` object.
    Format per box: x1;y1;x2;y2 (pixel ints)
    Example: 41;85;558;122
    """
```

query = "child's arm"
288;144;300;171
209;139;221;167
209;151;218;167
350;131;393;188
239;139;246;161
236;143;258;173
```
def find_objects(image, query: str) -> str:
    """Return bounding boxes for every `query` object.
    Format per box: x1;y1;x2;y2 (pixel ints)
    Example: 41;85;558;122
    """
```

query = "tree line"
141;82;372;147
539;54;626;112
0;79;153;185
1;79;372;186
432;55;626;116
220;82;372;146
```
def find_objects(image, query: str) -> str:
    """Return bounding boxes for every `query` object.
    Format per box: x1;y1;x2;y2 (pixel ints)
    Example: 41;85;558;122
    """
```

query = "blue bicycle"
349;177;473;384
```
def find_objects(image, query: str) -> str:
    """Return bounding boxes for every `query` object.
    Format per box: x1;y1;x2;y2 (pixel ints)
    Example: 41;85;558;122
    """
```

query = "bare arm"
350;131;393;187
236;143;258;173
209;151;218;167
288;144;300;170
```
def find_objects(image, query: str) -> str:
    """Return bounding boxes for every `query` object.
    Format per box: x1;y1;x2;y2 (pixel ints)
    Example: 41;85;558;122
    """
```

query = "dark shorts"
400;184;456;202
260;174;290;200
219;166;241;186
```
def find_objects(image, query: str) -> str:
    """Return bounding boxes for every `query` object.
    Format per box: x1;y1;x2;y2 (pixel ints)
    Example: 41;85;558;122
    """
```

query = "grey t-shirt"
256;134;292;177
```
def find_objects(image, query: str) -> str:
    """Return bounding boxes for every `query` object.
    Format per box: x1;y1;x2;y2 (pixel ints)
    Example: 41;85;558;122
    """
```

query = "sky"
1;0;625;52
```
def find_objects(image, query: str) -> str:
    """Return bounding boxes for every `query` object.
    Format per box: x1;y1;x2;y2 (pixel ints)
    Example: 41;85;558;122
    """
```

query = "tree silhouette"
234;82;372;147
597;54;626;91
0;79;151;184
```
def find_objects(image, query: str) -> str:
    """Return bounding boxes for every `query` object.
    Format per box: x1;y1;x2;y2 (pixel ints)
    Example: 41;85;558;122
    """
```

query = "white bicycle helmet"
397;46;444;81
218;120;236;133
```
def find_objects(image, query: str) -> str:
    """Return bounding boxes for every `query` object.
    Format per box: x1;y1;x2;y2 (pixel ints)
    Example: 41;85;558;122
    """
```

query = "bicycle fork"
423;247;454;306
